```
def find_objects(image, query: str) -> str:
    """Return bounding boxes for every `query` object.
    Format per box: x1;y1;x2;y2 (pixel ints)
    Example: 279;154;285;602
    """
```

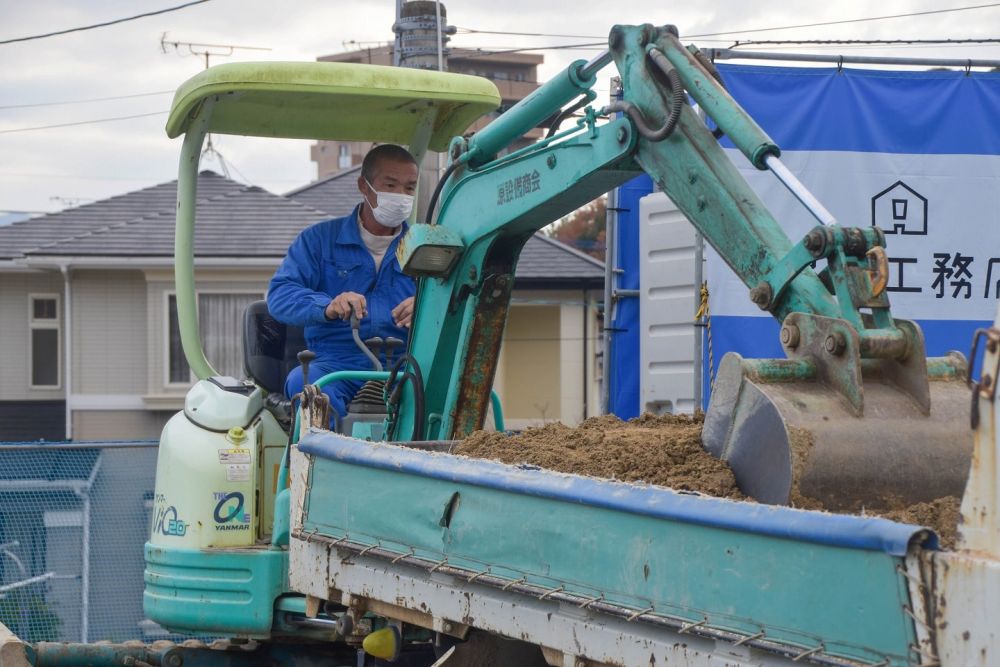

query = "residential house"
0;171;603;441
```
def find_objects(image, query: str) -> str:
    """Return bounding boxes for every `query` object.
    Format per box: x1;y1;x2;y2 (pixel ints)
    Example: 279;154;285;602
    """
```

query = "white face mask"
364;177;414;228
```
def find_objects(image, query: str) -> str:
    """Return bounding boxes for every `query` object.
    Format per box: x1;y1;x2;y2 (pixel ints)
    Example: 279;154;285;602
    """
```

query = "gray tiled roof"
0;172;244;260
6;170;604;286
29;179;329;258
516;234;605;286
284;165;363;218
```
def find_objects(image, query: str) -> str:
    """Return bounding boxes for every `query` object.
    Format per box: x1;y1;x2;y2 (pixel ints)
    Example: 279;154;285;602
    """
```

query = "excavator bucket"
702;315;973;511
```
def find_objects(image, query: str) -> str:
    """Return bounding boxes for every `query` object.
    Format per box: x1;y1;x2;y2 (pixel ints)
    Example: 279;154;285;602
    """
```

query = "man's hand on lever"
326;292;367;321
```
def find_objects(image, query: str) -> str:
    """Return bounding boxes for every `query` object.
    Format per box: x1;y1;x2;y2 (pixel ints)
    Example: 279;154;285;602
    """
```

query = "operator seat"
242;300;306;395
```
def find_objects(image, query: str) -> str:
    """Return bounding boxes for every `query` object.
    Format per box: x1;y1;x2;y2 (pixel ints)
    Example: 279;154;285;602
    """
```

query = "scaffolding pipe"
73;453;102;643
601;186;617;414
706;48;1000;69
0;572;55;594
61;265;72;440
0;441;157;451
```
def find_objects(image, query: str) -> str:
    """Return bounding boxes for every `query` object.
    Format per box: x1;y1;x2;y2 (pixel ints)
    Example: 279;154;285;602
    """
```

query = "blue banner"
704;64;1000;405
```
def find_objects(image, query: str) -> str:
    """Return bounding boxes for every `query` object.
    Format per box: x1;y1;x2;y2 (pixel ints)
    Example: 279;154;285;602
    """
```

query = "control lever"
364;337;385;367
350;305;383;371
297;349;316;384
384;337;404;369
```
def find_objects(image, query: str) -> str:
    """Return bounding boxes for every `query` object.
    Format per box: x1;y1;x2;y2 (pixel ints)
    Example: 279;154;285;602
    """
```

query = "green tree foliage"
545;196;606;260
0;590;61;642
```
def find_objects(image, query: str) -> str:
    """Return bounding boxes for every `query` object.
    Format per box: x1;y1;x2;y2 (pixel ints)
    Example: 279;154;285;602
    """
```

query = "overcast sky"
2;0;999;216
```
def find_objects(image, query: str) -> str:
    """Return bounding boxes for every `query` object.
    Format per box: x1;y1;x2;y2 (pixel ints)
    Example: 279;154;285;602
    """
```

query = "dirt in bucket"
784;426;962;549
455;414;962;548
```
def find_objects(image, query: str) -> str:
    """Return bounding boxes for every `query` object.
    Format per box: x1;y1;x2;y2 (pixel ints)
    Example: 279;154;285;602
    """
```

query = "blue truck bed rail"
290;430;934;667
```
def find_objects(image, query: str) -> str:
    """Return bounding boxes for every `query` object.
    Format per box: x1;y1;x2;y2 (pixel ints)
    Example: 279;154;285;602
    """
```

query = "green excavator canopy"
165;61;501;150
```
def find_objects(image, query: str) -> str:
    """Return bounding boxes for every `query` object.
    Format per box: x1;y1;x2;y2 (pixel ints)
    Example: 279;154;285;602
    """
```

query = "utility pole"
392;2;456;217
392;1;455;71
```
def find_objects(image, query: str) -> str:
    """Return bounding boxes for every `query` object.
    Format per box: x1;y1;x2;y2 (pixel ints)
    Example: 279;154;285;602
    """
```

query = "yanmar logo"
213;491;250;531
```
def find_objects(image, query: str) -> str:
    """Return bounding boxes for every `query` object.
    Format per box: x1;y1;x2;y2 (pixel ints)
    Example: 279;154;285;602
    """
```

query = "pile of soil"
456;414;962;549
876;497;962;550
455;413;744;500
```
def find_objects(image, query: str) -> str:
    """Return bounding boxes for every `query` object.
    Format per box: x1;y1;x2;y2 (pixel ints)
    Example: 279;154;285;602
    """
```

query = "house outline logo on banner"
871;180;928;235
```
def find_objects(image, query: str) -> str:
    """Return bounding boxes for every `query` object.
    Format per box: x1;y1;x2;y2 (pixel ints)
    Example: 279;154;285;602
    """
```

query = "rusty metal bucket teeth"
703;351;973;511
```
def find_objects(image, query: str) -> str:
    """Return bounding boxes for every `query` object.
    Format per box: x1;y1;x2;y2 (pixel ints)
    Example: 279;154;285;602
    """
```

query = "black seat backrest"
243;300;306;395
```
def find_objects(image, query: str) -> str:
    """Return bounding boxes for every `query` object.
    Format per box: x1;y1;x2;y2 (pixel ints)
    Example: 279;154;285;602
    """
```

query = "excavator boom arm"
393;24;867;441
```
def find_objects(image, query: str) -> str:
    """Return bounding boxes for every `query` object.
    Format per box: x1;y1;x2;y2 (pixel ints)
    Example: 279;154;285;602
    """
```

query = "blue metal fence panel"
0;441;183;643
608;174;653;419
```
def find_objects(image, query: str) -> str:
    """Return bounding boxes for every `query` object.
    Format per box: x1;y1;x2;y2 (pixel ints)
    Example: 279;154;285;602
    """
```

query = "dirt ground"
456;414;961;549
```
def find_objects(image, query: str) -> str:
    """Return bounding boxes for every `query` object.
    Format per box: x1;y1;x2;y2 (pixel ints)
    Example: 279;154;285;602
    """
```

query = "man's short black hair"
361;144;417;182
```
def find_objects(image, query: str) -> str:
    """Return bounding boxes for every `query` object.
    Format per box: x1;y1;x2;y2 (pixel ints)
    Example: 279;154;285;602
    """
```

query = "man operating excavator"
267;144;418;422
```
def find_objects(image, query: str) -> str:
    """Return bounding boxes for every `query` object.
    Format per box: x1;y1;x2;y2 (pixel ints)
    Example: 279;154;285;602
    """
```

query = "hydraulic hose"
425;160;459;225
687;46;729;140
545;92;596;139
603;52;685;142
387;353;426;441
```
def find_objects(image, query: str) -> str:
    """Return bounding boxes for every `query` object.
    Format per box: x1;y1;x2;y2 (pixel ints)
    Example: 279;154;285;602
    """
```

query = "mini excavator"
15;22;996;667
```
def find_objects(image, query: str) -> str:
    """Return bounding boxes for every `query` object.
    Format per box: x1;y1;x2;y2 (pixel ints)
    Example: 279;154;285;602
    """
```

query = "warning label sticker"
218;448;250;465
226;464;250;482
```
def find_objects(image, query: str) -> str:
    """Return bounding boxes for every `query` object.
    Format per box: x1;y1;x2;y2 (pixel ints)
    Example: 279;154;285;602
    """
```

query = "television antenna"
160;34;272;181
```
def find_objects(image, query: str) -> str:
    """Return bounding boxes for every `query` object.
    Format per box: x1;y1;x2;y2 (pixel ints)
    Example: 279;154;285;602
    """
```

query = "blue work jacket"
267;206;415;371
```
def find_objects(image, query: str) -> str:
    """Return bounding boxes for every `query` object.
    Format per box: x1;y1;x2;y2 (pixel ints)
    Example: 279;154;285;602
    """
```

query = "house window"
29;294;60;388
167;295;189;384
167;293;262;385
338;144;351;169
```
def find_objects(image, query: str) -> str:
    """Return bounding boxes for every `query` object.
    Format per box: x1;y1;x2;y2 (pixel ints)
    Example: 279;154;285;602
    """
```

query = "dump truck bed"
289;430;936;667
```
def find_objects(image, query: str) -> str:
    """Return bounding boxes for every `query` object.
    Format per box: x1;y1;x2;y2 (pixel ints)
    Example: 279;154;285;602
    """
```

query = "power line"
454;4;1000;45
455;27;605;39
0;111;167;135
723;41;1000;53
451;5;1000;59
730;38;1000;48
453;42;606;59
0;90;173;110
687;3;1000;39
727;38;1000;54
0;0;213;46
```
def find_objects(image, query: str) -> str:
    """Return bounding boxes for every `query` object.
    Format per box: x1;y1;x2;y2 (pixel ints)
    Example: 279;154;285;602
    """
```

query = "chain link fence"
0;441;167;643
